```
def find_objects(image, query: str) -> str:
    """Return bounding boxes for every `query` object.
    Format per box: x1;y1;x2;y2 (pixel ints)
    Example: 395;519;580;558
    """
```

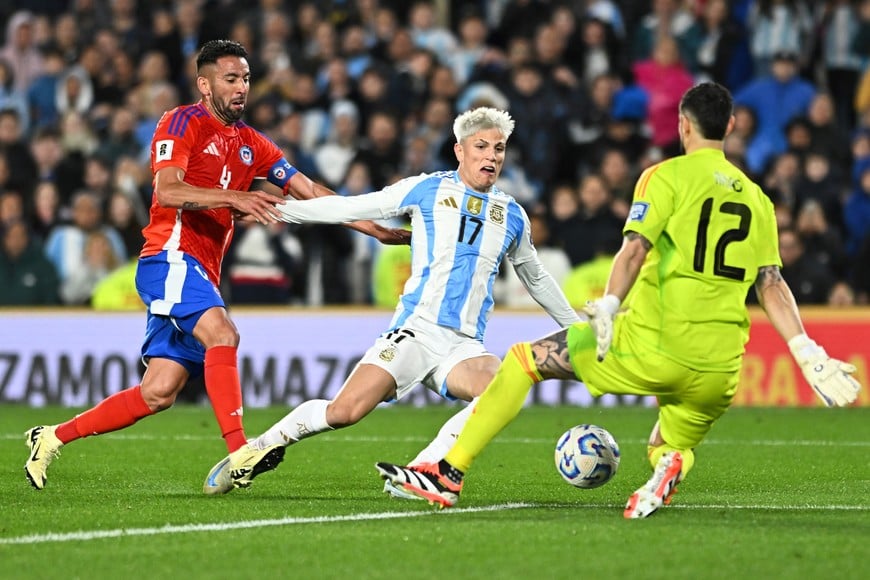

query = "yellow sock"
445;343;541;472
648;444;695;477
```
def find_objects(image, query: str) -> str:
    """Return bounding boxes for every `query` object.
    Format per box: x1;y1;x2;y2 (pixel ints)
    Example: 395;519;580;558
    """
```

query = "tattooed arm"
754;265;807;341
153;166;281;223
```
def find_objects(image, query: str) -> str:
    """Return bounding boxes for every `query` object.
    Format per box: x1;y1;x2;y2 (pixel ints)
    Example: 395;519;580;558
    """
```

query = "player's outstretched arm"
283;173;411;245
154;167;281;223
755;265;861;406
584;232;650;361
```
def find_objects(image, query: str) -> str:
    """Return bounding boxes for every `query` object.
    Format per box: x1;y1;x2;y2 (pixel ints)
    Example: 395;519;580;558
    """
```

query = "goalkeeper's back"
621;102;781;372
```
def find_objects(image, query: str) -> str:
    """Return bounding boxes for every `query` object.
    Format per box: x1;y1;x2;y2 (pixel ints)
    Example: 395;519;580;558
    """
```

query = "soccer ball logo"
554;424;620;489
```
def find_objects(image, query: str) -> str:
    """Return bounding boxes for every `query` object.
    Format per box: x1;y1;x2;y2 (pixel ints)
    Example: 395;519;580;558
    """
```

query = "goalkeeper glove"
582;294;621;362
788;333;861;407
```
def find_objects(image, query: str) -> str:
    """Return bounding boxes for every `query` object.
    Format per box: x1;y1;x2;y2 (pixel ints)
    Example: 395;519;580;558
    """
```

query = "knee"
208;326;240;347
325;400;368;428
140;383;181;412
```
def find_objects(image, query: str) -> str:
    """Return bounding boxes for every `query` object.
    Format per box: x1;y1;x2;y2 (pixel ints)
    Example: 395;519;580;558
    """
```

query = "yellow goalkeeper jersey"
621;148;781;372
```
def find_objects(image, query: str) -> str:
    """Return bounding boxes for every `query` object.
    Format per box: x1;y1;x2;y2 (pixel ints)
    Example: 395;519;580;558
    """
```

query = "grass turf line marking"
0;503;535;545
2;433;869;446
2;501;867;546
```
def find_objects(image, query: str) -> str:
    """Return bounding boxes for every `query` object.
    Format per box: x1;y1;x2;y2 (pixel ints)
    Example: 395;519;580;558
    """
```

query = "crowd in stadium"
0;0;869;308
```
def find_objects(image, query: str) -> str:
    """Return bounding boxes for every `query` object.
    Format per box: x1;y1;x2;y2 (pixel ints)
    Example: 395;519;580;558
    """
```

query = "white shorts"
358;317;492;401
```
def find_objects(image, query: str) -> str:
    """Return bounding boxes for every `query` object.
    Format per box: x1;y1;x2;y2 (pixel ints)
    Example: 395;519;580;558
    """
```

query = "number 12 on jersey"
693;197;752;281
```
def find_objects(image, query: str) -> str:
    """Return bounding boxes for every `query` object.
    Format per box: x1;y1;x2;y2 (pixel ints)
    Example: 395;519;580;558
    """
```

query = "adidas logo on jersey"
438;197;458;208
202;142;220;156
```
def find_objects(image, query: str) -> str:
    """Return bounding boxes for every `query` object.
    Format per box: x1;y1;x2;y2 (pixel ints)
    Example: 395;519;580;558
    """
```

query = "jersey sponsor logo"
239;145;254;165
466;196;483;215
202;142;220;156
156;140;174;161
628;201;650;222
378;346;397;362
438;196;458;208
489;203;505;224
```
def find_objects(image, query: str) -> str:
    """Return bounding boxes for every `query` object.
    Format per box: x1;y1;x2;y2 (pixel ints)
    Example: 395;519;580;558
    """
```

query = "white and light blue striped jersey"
277;171;562;340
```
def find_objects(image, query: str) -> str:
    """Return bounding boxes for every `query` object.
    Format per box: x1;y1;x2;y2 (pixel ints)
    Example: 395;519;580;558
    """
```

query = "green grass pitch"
1;404;867;580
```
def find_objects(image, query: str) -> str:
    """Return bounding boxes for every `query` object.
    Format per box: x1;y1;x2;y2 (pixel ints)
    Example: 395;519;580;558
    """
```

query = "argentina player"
203;107;581;496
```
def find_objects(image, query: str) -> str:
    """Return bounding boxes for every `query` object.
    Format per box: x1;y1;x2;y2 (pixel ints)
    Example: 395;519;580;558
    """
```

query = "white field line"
1;501;867;546
2;433;869;447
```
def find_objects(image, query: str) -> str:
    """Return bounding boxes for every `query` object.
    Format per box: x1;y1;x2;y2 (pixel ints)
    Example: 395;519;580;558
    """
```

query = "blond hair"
452;107;515;143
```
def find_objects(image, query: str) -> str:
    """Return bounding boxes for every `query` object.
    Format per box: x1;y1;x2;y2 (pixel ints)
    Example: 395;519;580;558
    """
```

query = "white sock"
409;398;479;466
250;399;333;450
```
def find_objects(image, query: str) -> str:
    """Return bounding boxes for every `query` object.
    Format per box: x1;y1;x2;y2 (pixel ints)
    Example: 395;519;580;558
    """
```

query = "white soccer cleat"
624;451;684;519
382;478;425;501
203;455;234;495
24;425;63;490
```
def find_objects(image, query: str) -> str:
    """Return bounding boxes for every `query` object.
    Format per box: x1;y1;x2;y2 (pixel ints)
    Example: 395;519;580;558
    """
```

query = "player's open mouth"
481;165;495;175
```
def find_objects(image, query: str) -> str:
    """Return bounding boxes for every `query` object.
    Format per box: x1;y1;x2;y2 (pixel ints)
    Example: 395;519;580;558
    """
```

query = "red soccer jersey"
141;102;291;284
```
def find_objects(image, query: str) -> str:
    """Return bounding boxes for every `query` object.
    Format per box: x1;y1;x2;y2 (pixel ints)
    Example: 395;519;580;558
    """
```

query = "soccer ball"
554;424;620;489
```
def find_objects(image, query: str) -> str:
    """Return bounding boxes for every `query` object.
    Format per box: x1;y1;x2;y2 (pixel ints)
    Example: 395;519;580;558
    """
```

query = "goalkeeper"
377;82;862;518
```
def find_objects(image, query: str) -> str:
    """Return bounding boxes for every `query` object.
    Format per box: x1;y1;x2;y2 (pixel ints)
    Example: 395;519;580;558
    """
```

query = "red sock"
55;385;154;444
204;345;247;452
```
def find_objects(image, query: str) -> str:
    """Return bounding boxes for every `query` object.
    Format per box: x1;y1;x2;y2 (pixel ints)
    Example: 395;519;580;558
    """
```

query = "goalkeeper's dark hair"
196;40;248;72
679;82;733;141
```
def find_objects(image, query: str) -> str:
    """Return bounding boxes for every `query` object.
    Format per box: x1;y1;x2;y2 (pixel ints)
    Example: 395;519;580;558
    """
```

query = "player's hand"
371;224;411;245
231;190;282;224
581;295;621;362
788;334;861;407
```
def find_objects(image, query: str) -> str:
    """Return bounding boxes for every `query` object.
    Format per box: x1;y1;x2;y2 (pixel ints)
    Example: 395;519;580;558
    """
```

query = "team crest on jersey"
273;165;286;181
378;346;397;362
156;140;173;161
628;201;650;223
239;145;254;166
489;203;505;224
466;196;483;215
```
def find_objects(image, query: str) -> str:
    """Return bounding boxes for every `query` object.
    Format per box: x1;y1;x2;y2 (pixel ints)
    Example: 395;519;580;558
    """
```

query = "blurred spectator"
631;0;695;63
0;189;24;227
685;0;742;85
591;84;650;165
410;96;454;170
353;110;403;190
106;191;144;258
319;57;355;104
504;62;568;187
491;0;552;48
55;65;94;117
734;50;816;175
29;180;62;242
339;23;373;81
0;108;38;193
764;150;802;212
52;12;80;65
844;156;870;257
827;280;856;307
314;99;361;189
0;219;59;306
43;190;126;283
598;147;636;216
225;220;304;305
816;0;864;132
561;229;622;308
805;92;851;178
409;0;457;65
0;11;44;94
95;106;142;165
60;230;121;305
632;35;695;157
26;45;65;130
778;226;837;304
0;58;30;136
794;199;848;279
583;0;626;40
570;16;625;89
747;0;813;76
449;9;490;85
90;258;144;310
795;149;847;235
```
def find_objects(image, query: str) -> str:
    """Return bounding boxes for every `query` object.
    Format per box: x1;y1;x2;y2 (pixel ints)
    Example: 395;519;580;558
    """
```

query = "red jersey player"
24;40;408;491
